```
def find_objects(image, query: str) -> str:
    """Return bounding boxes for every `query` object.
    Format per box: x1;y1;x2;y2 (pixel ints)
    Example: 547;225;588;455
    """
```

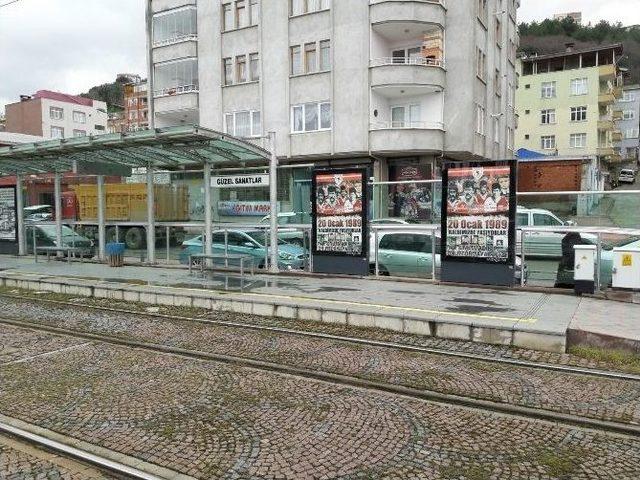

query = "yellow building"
515;44;624;166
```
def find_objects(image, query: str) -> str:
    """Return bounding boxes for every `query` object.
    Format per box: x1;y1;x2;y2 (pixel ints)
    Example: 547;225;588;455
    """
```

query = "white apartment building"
147;0;519;181
5;90;108;139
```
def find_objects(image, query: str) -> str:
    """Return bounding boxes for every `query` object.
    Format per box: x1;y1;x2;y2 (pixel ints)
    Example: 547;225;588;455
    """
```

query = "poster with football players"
441;162;516;264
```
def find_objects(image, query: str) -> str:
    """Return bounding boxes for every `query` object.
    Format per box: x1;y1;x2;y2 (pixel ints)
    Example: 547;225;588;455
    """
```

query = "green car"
26;224;95;257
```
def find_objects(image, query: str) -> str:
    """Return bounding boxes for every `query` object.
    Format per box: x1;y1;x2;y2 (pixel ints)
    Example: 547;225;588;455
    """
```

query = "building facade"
553;12;582;25
515;44;624;170
4;90;108;139
614;84;640;167
146;0;519;182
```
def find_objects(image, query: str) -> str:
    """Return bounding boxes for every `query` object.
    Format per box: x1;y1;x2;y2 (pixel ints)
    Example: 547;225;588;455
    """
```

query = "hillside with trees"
79;74;142;114
519;19;640;84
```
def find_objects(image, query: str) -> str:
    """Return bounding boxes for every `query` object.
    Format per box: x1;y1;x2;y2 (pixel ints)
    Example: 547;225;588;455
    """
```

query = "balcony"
370;0;446;26
597;145;615;157
598;90;615;105
369;121;444;154
612;110;623;121
598;115;614;130
370;57;445;88
612;130;623;142
153;84;199;126
599;64;616;79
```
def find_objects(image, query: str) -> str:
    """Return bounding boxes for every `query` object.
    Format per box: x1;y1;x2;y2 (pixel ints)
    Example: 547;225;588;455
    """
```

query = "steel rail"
1;292;639;383
0;424;163;480
1;313;639;439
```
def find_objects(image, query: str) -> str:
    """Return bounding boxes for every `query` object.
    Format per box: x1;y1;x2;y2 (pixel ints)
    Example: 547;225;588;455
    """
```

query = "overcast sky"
1;0;639;115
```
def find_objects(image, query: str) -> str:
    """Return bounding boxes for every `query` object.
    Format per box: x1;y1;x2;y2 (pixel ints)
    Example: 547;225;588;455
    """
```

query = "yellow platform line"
7;271;538;325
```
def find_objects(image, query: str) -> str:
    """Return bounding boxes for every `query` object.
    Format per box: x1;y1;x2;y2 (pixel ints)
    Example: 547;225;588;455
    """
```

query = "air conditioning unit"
612;248;640;290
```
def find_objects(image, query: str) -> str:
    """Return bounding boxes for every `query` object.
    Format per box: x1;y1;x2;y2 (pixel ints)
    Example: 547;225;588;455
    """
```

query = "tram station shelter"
0;125;281;270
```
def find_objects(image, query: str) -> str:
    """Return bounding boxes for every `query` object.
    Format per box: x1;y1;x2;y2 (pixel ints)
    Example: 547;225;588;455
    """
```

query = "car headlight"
278;251;295;260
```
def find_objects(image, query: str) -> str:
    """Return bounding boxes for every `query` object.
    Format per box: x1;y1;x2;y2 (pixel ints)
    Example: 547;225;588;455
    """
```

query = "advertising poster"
313;170;366;257
0;186;17;242
388;161;433;221
442;163;515;264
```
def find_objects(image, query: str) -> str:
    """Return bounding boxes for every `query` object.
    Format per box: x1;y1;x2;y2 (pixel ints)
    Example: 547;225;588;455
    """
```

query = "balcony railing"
370;57;444;68
153;84;199;98
370;120;444;130
152;34;198;48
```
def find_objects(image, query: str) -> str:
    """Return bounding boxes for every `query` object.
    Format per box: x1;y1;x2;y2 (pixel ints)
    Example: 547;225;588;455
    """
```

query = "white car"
618;169;636;184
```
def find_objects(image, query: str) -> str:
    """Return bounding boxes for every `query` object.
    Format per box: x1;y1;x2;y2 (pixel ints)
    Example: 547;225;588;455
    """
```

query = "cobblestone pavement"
0;433;116;479
1;296;640;425
0;331;640;479
0;324;88;365
0;288;627;372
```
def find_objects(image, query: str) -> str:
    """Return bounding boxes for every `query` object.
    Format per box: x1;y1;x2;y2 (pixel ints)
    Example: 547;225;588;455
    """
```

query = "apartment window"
625;128;640;139
623;110;636;120
496;20;502;46
223;3;233;31
392;46;421;64
225;110;261;137
236;1;248;28
319;40;331;71
50;107;64;120
391;104;421;128
570;133;587;148
153;58;199;95
304;42;317;73
72;111;86;124
495;69;501;96
507;127;514;150
622;91;636;102
223;58;233;85
476;105;485;135
540;109;556;125
570;78;588;96
236;55;247;83
249;0;259;25
249;53;260;81
73;129;87;137
541;81;556;98
291;40;330;75
291;102;331;132
51;126;64;139
570;106;587;122
291;0;330;16
291;46;302;75
152;6;197;45
541;135;556;150
493;117;500;143
476;48;486;81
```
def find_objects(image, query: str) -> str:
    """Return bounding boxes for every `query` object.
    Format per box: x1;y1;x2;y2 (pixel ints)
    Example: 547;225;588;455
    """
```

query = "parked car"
618;169;636;184
23;205;54;223
369;230;527;282
179;229;307;270
516;206;595;258
26;224;95;257
555;234;640;288
259;212;309;246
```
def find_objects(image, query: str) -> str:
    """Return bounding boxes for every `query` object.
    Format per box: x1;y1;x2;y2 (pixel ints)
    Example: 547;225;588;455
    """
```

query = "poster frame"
311;167;369;259
440;160;517;266
0;185;18;244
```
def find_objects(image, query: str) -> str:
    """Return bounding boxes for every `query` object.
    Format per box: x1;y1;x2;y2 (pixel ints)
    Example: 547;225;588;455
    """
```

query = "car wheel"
124;227;145;250
370;264;389;276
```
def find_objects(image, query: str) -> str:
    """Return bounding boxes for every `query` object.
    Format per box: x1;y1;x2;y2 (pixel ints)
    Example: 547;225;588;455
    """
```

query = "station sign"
211;174;269;188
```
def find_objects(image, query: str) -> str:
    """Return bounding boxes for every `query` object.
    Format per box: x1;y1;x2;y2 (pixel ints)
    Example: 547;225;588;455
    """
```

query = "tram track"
1;291;638;383
1;311;640;439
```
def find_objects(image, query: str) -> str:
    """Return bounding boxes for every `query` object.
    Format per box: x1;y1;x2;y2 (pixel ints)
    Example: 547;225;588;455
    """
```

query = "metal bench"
35;246;92;263
188;253;255;277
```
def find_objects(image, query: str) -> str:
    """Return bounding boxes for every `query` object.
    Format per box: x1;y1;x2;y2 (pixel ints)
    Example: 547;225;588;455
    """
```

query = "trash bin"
106;242;125;267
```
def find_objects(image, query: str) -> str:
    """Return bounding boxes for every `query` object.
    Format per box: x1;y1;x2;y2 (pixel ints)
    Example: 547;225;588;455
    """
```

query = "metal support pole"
268;131;279;274
596;232;602;292
97;175;106;261
374;229;379;276
520;230;526;287
146;167;155;264
166;226;170;262
203;162;213;256
16;174;25;256
431;230;436;280
54;173;62;258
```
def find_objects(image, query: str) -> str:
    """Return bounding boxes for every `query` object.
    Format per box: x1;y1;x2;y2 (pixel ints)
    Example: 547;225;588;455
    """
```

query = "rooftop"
31;90;96;107
520;43;624;64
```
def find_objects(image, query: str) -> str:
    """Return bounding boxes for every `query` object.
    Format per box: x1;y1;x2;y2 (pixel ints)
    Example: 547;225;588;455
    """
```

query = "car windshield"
245;231;288;246
37;225;77;237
